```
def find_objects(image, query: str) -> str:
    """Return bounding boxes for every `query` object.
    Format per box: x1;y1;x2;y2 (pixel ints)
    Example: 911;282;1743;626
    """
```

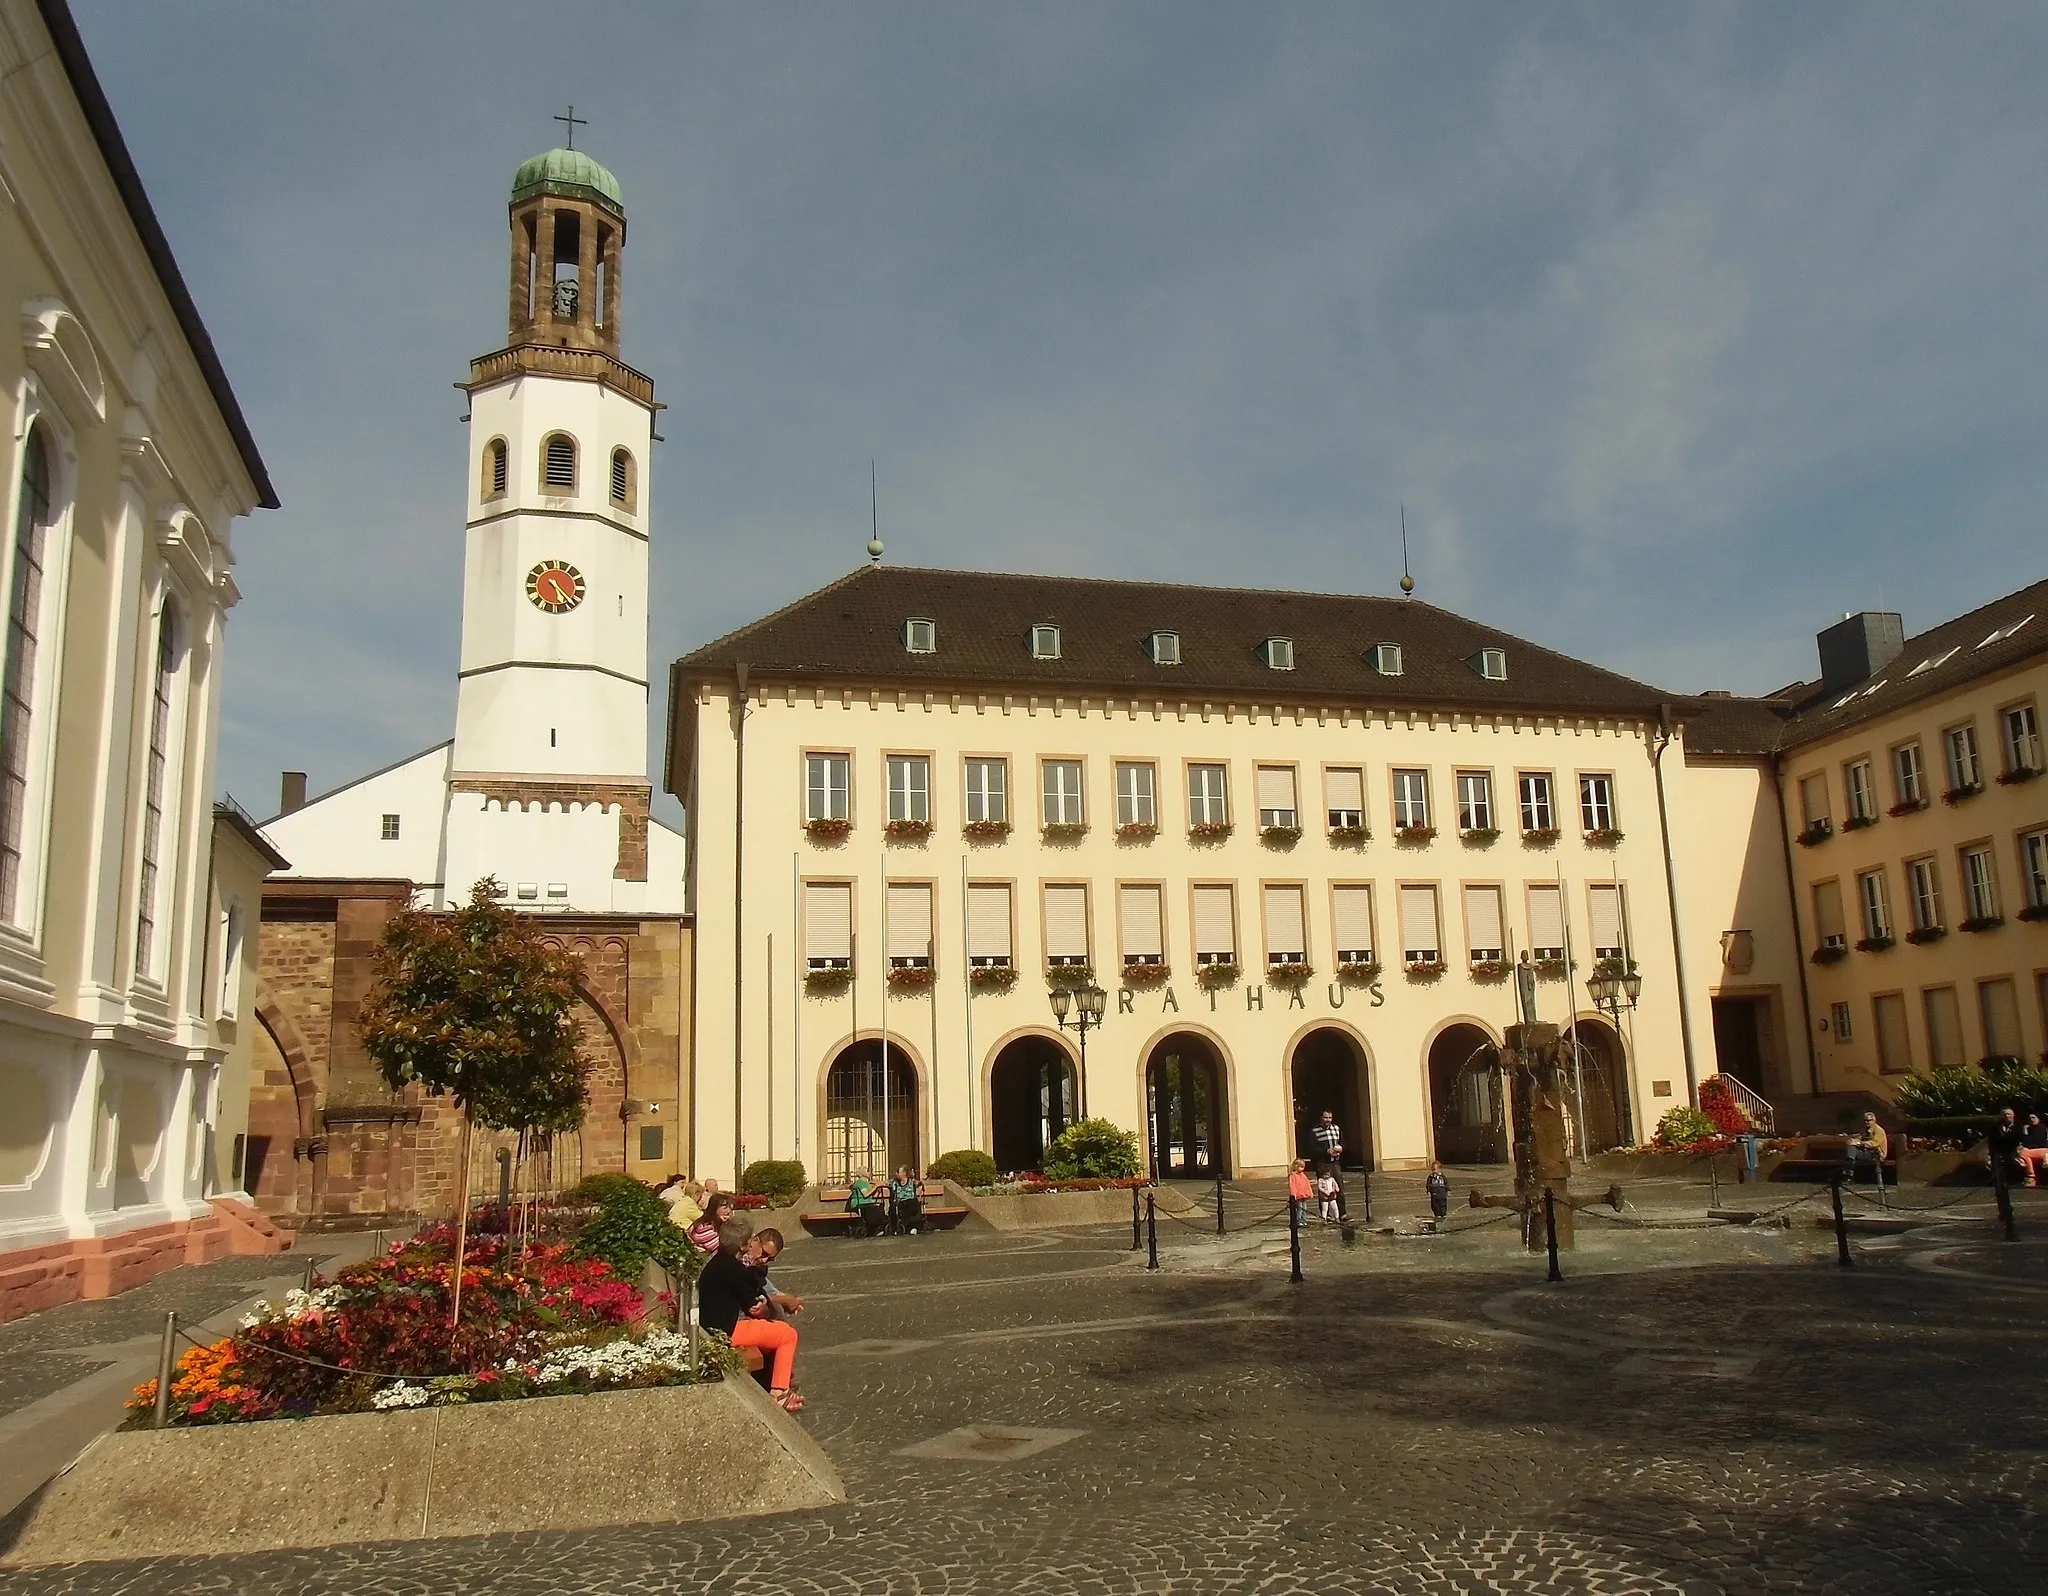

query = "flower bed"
128;1227;734;1428
971;1176;1148;1196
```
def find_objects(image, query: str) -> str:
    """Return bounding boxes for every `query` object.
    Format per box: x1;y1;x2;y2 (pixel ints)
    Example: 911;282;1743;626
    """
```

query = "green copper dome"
510;148;623;214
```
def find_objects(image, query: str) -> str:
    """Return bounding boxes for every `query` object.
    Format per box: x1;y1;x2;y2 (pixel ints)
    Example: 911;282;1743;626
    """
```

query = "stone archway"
1564;1017;1632;1153
988;1034;1078;1175
1288;1026;1373;1171
823;1038;921;1183
1144;1031;1230;1179
1427;1022;1507;1165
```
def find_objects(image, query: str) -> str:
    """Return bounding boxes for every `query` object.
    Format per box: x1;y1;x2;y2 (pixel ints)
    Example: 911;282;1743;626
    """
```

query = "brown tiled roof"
673;565;1679;718
1681;695;1796;758
1774;576;2048;750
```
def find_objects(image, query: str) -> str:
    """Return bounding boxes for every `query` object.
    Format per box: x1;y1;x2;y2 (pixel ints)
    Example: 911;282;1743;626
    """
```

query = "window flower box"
1196;960;1239;988
1259;824;1303;846
804;967;853;993
1405;957;1446;980
962;819;1012;841
885;818;933;841
2018;904;2048;924
1393;824;1436;847
1942;782;1984;806
1958;914;2004;934
1997;765;2043;786
1810;944;1848;966
1842;814;1878;831
1042;821;1088;842
1460;827;1500;846
1334;958;1382;983
1533;956;1569;980
1591;955;1636;979
1265;961;1313;987
1585;827;1625;847
887;964;936;990
805;817;851;842
1046;963;1096;989
1468;958;1509;982
1887;798;1928;817
968;964;1018;991
1854;934;1895;952
1188;821;1233;843
1122;960;1171;986
1795;819;1833;847
1904;926;1947;945
1115;821;1158;843
1327;823;1371;846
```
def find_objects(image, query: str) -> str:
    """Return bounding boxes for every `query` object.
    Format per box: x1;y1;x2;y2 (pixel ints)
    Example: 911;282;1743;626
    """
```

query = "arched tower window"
0;427;53;923
610;448;635;511
541;434;577;492
483;438;508;499
135;598;183;978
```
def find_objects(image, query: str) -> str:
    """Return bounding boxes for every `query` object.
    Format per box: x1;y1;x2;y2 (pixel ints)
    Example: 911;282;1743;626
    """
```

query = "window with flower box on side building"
1331;883;1376;976
1324;766;1366;839
1398;883;1442;969
1192;882;1238;976
805;752;851;832
1042;759;1085;831
1517;771;1556;838
1115;761;1157;833
886;755;931;833
964;757;1009;831
887;882;935;979
1119;882;1167;978
804;880;853;973
1456;771;1496;839
1810;879;1847;963
1796;773;1831;845
1462;884;1506;972
2021;829;2048;920
1857;869;1892;948
1262;883;1309;978
1043;882;1091;972
1526;882;1566;967
1843;758;1877;827
1392;769;1431;838
1906;856;1943;940
1891;741;1927;812
966;882;1014;975
1187;762;1229;836
1579;773;1620;841
1958;844;2001;929
2000;702;2041;780
1255;765;1300;837
1587;882;1627;961
1943;722;1982;800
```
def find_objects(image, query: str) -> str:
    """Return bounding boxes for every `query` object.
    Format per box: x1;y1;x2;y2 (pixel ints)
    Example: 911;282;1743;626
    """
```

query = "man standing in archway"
1313;1110;1348;1220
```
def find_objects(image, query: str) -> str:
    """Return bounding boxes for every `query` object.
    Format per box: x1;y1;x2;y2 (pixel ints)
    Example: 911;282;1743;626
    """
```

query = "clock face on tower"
525;560;586;614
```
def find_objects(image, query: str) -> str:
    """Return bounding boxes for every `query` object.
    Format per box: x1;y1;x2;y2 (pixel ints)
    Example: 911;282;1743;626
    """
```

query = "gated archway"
1288;1025;1373;1170
989;1033;1079;1175
822;1038;921;1182
1144;1031;1230;1179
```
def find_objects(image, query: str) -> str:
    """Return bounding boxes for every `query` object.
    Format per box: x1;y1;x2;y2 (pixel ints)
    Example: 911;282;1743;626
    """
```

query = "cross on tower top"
554;105;588;149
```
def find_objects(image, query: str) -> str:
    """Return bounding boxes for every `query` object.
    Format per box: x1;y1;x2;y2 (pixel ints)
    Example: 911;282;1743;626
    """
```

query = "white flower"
529;1331;695;1387
372;1383;431;1410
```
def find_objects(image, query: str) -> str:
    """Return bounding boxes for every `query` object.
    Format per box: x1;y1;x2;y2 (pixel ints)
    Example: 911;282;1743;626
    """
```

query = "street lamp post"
1048;980;1106;1125
1585;963;1644;1142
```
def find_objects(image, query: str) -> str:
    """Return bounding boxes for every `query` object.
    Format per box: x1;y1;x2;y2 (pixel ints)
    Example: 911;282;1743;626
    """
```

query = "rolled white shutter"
1589;884;1624;952
1120;884;1164;959
1399;885;1440;959
1324;767;1363;815
1874;994;1912;1072
1528;884;1564;952
1193;884;1235;956
967;883;1012;960
1814;880;1845;943
888;883;932;959
1332;885;1373;958
1264;884;1305;958
1256;766;1297;814
1044;884;1090;961
806;882;851;962
1464;885;1503;957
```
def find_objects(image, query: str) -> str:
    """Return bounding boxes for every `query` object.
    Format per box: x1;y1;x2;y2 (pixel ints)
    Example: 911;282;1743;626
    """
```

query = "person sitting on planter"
687;1191;735;1256
2021;1114;2048;1188
1845;1112;1889;1182
698;1215;802;1411
848;1173;886;1236
1988;1108;2028;1187
890;1166;924;1234
744;1227;804;1320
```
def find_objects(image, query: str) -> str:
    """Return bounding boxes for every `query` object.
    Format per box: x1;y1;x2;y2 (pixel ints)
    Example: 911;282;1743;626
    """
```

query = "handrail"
1705;1072;1775;1135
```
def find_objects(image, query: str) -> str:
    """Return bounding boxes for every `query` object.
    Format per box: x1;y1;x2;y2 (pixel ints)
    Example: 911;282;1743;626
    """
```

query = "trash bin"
1738;1133;1760;1184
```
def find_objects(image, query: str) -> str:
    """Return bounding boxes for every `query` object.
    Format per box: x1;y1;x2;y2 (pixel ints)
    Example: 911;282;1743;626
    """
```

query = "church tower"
447;146;659;899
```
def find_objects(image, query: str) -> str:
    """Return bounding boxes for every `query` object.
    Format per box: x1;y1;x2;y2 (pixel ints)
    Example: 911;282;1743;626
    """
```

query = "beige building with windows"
667;565;1811;1185
1760;587;2047;1095
0;0;280;1320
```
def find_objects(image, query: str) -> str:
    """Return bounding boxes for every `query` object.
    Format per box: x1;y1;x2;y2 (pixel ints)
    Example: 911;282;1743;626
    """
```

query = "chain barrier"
1838;1182;1998;1215
1736;1186;1829;1224
1153;1198;1293;1235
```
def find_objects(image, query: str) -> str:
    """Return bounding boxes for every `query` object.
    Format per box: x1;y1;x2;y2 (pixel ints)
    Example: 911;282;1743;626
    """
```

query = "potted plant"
1047;962;1096;989
1122;959;1171;986
1266;961;1313;987
1468;957;1509;981
1327;822;1370;845
1533;955;1569;980
1887;797;1928;817
887;963;937;991
1405;956;1446;980
1997;765;2043;786
1042;821;1088;842
1958;914;2005;934
1796;818;1833;847
2019;904;2048;923
1522;826;1561;846
1196;959;1239;989
885;818;933;841
1393;824;1436;846
962;818;1011;841
1115;821;1158;843
1188;821;1233;843
1461;827;1500;846
1905;925;1947;945
968;964;1019;992
1259;823;1303;846
1854;934;1895;952
805;817;852;842
1942;782;1985;806
1585;826;1625;847
1334;957;1382;983
1842;814;1878;831
805;966;853;993
1810;944;1848;966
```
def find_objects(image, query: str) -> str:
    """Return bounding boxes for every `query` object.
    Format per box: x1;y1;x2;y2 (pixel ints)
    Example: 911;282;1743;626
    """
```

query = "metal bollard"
1543;1187;1562;1283
1288;1192;1304;1284
1131;1182;1142;1251
1709;1157;1722;1210
152;1311;179;1429
1874;1148;1888;1211
302;1255;316;1294
1146;1190;1159;1271
1831;1173;1852;1266
1360;1168;1372;1226
497;1147;513;1211
1214;1165;1225;1236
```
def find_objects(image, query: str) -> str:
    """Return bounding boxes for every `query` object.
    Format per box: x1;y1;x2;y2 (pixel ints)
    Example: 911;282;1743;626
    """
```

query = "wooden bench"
1771;1134;1899;1184
801;1182;968;1235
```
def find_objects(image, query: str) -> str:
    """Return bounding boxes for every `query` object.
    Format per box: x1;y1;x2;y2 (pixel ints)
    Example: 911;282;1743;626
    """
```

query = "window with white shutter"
805;882;852;969
1120;883;1165;967
1527;883;1565;960
1256;766;1299;830
1463;885;1504;961
1813;880;1846;948
1331;884;1374;962
1193;884;1236;963
1263;884;1306;966
1324;767;1364;830
967;883;1013;967
1588;883;1626;959
1043;883;1091;966
887;883;933;968
1399;884;1440;963
1873;992;1912;1073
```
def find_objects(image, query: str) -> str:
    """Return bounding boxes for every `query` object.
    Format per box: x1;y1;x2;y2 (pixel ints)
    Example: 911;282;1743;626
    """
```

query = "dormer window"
1147;631;1181;666
1259;637;1295;671
1470;648;1508;681
1368;643;1403;676
1030;624;1062;660
903;618;937;654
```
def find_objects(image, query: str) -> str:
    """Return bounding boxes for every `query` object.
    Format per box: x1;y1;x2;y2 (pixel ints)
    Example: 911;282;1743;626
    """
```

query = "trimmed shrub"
738;1159;808;1207
927;1149;998;1187
562;1171;647;1208
1898;1063;2048;1121
1042;1118;1142;1181
1654;1105;1719;1149
574;1177;691;1283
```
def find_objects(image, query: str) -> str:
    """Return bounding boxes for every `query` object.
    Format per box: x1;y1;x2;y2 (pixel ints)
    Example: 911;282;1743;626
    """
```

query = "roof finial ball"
866;459;883;565
867;535;885;565
1398;502;1416;597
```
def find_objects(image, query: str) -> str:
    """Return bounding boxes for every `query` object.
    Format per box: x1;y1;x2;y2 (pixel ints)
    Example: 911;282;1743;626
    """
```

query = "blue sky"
75;2;2048;824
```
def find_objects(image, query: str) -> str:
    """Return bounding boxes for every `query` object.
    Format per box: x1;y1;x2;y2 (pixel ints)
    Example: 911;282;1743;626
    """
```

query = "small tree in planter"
927;1148;998;1187
1042;1118;1141;1181
739;1159;808;1207
358;877;587;1328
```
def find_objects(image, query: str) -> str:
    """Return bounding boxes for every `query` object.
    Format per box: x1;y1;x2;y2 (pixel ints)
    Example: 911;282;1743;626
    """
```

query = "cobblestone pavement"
5;1213;2046;1595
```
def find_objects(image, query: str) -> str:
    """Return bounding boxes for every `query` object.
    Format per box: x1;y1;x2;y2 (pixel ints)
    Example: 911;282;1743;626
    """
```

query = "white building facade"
0;0;278;1320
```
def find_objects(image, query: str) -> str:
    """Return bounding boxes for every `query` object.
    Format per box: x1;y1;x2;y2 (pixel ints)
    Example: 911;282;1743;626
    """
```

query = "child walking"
1425;1160;1450;1221
1315;1167;1342;1223
1287;1159;1313;1229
